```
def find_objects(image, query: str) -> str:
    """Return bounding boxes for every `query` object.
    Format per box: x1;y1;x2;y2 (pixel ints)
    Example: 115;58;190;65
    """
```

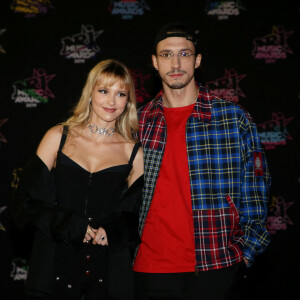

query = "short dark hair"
152;22;199;55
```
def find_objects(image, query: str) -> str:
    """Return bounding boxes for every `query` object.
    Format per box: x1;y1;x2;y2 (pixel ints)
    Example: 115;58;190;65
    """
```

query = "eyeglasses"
157;51;195;62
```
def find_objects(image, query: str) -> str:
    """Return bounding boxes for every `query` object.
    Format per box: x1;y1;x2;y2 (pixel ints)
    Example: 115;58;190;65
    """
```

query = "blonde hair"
63;59;138;141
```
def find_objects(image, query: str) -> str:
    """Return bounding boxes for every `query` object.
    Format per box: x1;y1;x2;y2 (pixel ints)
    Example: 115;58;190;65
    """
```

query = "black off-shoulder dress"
11;126;143;300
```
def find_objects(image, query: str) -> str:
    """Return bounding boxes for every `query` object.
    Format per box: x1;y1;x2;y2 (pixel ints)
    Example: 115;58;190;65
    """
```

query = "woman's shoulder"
123;140;141;154
36;125;65;170
39;125;63;145
44;124;64;140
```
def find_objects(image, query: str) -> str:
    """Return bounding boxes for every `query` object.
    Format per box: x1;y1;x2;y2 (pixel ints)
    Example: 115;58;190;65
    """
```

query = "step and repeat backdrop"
0;0;299;299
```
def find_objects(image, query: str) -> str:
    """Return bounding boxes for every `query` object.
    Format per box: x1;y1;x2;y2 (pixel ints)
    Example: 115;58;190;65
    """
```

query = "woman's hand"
83;225;96;243
92;227;108;246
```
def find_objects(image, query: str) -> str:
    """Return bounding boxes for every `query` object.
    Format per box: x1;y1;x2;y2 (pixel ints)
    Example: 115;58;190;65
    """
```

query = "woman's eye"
98;89;107;94
118;92;127;97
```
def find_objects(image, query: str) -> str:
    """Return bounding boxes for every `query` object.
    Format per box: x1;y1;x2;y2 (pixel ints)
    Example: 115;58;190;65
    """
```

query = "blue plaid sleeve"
239;112;271;266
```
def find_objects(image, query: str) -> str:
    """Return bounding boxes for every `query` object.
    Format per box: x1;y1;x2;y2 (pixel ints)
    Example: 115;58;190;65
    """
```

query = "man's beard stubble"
160;70;194;90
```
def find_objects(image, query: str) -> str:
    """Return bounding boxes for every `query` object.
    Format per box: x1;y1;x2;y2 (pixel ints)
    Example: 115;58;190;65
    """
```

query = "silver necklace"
88;124;115;136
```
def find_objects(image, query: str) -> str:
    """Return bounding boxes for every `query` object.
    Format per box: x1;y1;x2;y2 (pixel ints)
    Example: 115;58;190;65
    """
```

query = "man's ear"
195;54;202;69
152;54;158;70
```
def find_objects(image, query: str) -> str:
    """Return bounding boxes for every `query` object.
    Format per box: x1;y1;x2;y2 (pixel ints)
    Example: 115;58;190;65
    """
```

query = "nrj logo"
10;0;53;17
108;0;150;20
12;68;56;108
10;258;28;281
205;69;246;103
205;0;245;20
267;196;293;234
0;28;6;54
257;112;294;150
252;25;294;63
60;25;103;64
131;69;151;104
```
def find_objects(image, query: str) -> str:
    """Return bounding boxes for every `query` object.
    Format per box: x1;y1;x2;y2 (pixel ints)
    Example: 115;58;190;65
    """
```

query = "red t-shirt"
133;103;196;273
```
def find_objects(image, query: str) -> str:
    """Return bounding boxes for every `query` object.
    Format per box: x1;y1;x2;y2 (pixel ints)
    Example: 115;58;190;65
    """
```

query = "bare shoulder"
38;125;63;150
36;125;64;170
123;141;142;159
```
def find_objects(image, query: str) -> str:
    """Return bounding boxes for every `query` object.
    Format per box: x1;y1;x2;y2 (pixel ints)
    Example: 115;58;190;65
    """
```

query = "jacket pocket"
193;201;244;271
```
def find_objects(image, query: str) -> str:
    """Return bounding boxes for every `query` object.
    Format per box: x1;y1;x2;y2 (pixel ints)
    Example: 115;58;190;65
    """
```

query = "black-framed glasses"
157;51;195;62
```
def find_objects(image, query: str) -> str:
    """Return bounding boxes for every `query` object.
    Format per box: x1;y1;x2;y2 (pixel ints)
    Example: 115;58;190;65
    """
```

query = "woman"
11;59;144;299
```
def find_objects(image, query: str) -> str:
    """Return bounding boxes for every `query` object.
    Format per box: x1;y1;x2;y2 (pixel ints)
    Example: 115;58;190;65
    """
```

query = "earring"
89;97;92;103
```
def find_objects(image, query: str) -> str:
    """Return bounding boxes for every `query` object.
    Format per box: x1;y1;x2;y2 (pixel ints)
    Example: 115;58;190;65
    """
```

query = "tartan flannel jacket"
137;84;271;271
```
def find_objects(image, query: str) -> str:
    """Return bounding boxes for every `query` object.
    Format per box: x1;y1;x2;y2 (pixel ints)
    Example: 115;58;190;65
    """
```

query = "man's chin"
165;80;186;89
169;83;185;89
163;76;193;90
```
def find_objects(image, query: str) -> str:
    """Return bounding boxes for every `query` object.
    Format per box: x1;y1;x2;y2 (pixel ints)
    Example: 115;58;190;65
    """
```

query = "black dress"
11;127;143;300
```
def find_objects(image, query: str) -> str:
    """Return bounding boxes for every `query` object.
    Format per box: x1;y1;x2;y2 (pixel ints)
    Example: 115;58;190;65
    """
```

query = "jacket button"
86;270;90;275
99;278;103;283
67;284;72;288
56;277;60;281
86;255;91;261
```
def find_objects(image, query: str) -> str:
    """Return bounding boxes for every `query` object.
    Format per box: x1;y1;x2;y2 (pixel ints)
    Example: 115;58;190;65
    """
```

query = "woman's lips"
103;107;117;113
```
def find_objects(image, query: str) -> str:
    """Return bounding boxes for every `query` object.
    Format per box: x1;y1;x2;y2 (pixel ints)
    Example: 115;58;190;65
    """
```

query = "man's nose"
171;53;181;69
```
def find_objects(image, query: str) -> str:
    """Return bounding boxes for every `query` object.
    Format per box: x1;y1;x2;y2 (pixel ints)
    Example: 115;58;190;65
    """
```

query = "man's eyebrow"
158;48;193;53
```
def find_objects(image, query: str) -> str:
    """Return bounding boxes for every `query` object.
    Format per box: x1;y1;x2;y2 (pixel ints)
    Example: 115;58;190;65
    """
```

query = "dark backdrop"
0;0;299;299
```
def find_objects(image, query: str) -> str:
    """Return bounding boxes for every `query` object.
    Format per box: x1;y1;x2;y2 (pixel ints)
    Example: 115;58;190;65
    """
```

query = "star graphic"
61;25;104;57
205;68;246;98
81;24;103;53
275;197;294;226
223;69;246;98
258;112;294;131
26;69;56;99
0;206;7;231
0;118;8;143
131;69;151;103
0;28;6;54
271;25;294;54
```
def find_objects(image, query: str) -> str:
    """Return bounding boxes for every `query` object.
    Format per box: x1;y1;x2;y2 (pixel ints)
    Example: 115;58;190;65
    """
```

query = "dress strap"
58;125;68;151
128;142;141;166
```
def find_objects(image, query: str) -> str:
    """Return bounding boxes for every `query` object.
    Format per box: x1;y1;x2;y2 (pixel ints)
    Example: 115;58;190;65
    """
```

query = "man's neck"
162;82;198;108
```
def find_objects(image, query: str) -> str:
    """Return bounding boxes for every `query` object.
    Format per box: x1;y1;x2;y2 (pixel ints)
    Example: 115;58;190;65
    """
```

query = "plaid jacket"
137;85;271;271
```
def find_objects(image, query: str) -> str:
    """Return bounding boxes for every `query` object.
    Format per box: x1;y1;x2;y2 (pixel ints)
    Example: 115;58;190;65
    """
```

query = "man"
133;22;271;299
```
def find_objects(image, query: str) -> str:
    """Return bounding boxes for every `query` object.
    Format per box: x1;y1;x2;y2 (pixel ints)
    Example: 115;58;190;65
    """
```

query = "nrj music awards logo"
131;69;151;104
205;0;245;20
205;69;246;103
252;25;294;63
10;0;53;17
257;112;294;150
267;196;293;234
60;25;103;64
10;258;28;281
12;68;56;108
108;0;150;20
0;28;6;54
